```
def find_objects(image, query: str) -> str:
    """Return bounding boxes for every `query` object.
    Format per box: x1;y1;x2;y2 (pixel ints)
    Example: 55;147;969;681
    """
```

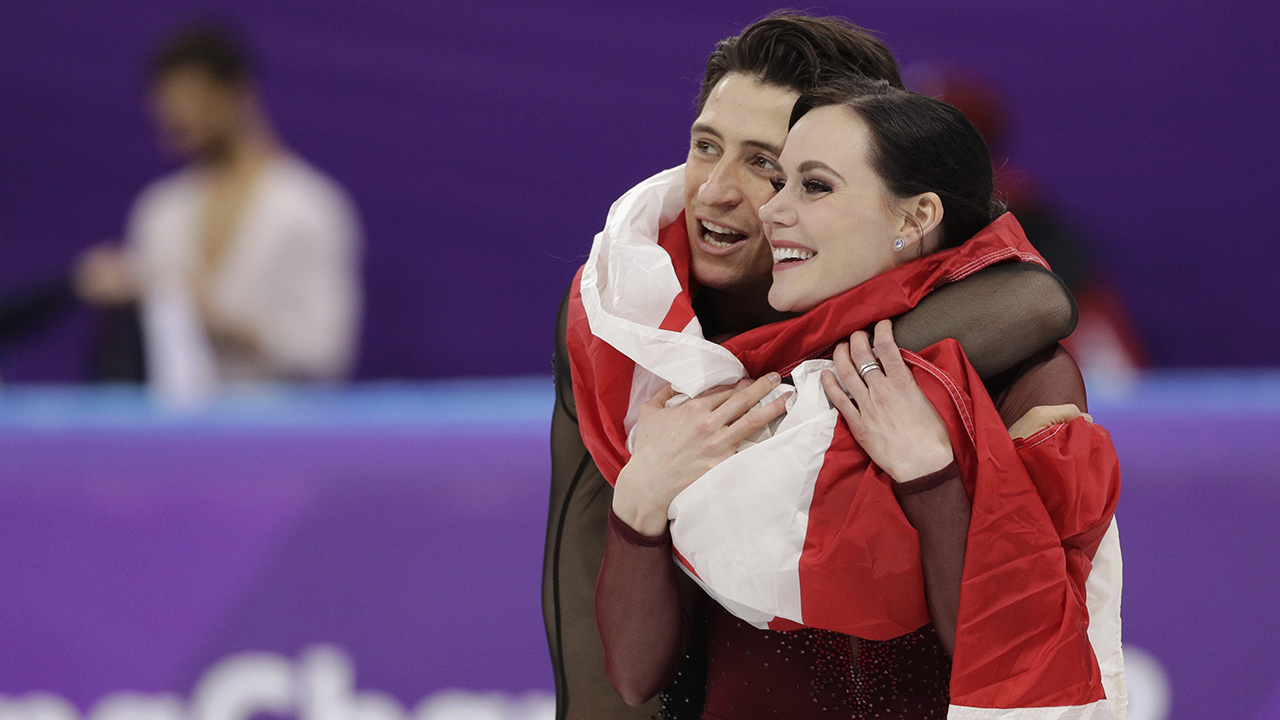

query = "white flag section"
671;359;840;627
580;165;808;622
579;166;1124;719
1089;520;1128;720
580;166;747;404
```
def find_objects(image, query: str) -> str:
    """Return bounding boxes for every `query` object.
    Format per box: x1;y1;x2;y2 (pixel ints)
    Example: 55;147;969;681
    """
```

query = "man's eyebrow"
743;139;783;157
690;124;783;157
798;160;844;181
690;123;723;140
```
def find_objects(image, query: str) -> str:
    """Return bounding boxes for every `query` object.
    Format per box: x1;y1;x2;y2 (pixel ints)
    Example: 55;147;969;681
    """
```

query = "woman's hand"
612;374;790;536
1009;404;1093;440
821;319;953;483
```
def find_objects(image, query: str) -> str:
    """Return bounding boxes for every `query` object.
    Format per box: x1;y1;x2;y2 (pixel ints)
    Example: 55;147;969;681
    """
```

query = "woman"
593;78;1121;719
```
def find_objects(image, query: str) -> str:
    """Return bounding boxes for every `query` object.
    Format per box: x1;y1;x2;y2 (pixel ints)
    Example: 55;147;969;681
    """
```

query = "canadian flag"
567;167;1126;719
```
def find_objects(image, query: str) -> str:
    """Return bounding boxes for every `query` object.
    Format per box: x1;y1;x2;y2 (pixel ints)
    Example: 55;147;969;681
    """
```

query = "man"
544;12;1078;719
77;23;362;403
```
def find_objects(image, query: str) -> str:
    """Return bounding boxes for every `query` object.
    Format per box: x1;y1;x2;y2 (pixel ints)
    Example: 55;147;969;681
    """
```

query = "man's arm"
545;285;662;719
893;263;1077;379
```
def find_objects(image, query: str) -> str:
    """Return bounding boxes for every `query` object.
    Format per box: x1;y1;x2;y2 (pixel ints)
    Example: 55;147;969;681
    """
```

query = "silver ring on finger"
857;361;883;378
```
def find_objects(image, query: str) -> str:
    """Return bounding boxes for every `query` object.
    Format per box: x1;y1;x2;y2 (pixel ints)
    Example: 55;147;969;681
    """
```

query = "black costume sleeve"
543;286;661;720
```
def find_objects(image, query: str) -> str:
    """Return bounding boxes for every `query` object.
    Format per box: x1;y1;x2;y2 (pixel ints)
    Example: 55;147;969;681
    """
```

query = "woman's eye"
802;178;833;194
769;177;786;193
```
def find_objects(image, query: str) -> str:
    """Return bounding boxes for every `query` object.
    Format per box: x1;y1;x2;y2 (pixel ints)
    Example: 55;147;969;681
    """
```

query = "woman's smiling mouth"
771;243;816;269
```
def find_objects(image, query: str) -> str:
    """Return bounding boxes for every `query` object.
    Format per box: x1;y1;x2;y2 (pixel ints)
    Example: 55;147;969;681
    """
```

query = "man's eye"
693;140;718;156
753;156;779;172
802;179;833;194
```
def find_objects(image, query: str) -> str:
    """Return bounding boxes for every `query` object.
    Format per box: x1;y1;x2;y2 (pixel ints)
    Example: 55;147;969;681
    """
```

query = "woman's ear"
896;192;944;253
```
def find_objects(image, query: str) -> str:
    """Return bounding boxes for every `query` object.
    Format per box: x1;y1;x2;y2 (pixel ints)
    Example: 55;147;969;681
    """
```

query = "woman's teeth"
772;246;816;263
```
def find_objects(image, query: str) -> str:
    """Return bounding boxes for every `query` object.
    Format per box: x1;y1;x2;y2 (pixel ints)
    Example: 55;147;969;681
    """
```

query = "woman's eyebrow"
797;160;844;181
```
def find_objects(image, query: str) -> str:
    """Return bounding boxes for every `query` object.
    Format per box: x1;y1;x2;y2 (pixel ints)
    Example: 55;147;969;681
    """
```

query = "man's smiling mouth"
700;219;747;248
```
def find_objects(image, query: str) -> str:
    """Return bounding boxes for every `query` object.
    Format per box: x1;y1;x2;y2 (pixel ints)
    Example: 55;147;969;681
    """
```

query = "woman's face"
759;105;905;314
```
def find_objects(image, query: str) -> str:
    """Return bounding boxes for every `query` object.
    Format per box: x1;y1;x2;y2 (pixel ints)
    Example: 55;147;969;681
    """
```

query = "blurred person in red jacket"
908;65;1146;381
77;22;362;402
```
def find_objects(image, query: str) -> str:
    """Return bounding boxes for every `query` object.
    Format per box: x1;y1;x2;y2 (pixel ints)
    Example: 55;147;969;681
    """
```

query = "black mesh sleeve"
892;263;1077;379
543;285;662;720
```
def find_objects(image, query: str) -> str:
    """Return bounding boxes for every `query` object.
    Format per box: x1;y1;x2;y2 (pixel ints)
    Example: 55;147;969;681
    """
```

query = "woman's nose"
759;191;791;227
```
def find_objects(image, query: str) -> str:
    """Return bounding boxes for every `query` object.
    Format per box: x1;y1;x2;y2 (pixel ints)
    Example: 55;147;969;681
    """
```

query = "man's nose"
698;160;744;208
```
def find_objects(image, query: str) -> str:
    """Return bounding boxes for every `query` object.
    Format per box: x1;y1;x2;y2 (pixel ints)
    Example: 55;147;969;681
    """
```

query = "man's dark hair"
791;76;1005;249
697;12;903;114
150;22;253;87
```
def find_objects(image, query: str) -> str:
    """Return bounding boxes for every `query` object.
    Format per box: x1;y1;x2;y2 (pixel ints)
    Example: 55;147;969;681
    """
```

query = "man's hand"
1009;404;1093;440
74;243;140;306
612;374;790;536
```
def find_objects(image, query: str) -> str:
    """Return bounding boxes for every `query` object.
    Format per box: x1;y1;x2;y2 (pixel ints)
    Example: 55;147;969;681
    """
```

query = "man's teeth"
705;235;735;248
701;220;738;235
772;246;816;263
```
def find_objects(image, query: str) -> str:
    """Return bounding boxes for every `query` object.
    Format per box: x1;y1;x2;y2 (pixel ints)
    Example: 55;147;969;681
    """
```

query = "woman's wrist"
886;445;954;484
612;466;672;537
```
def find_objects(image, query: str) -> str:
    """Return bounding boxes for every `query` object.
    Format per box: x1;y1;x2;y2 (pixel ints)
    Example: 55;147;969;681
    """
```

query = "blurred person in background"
76;22;362;402
909;66;1146;381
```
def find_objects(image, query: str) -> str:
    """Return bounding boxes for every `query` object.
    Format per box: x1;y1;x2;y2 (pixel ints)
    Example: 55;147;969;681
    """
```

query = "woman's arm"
600;372;788;704
595;510;703;705
893;263;1077;379
822;319;967;654
824;326;1095;655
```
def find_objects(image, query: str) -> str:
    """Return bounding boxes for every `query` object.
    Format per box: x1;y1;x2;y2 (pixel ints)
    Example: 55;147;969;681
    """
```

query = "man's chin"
689;252;771;295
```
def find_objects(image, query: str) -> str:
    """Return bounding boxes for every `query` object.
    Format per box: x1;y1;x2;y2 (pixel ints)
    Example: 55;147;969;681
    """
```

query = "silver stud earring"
893;238;906;251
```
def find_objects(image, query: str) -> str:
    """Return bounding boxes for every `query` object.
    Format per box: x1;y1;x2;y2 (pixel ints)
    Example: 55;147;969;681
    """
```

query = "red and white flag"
568;168;1125;719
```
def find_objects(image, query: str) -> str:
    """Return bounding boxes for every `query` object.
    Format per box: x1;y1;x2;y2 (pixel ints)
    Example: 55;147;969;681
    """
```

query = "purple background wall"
0;0;1277;381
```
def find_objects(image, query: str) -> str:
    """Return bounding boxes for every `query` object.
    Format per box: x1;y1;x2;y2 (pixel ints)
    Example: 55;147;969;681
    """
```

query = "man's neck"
197;121;279;176
697;282;794;342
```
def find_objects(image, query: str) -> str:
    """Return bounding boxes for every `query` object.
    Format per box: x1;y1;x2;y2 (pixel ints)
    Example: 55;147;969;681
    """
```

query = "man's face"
684;73;798;295
149;67;242;161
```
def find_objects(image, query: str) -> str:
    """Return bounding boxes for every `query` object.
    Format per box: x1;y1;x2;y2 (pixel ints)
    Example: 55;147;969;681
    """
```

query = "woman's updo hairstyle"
790;77;1006;249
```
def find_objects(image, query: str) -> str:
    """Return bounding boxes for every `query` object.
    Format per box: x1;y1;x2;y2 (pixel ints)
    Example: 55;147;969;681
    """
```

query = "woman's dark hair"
150;22;253;87
791;77;1005;249
697;12;904;114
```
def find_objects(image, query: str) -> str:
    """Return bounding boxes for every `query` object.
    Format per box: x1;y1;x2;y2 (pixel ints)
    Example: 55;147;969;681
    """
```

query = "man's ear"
896;192;944;253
